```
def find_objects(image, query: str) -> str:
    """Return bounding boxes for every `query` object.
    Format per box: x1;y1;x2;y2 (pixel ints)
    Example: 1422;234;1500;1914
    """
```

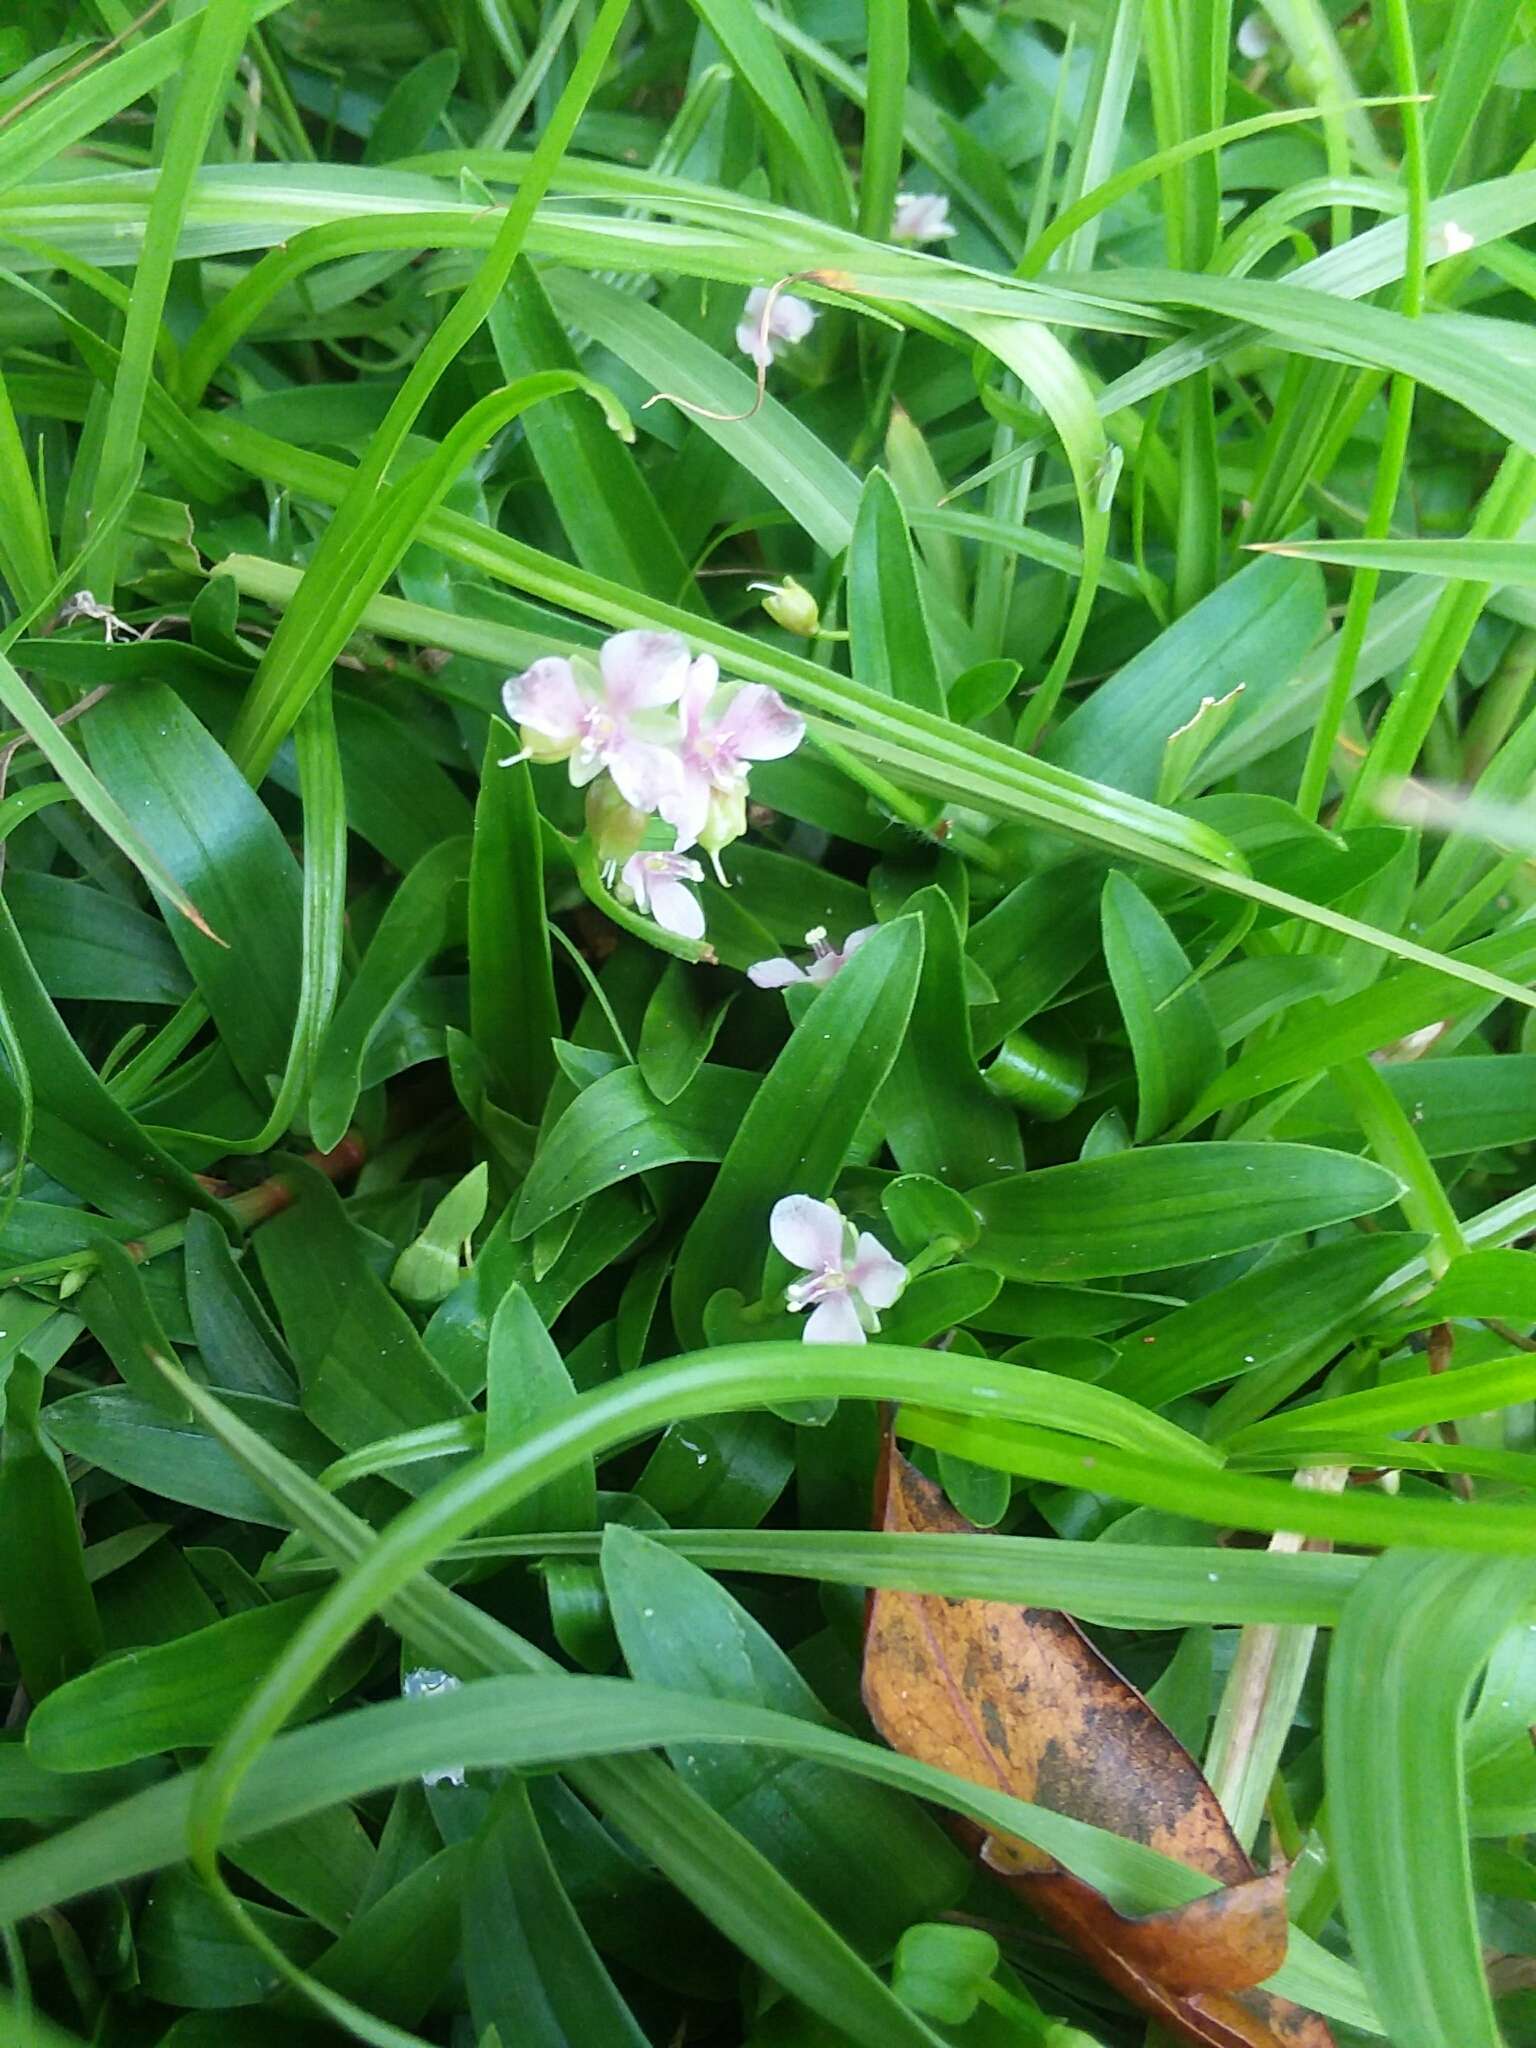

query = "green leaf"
0;893;225;1227
391;1163;489;1305
1327;1551;1529;2048
7;871;189;1007
964;1143;1404;1280
544;271;860;556
463;1779;650;2048
469;734;559;1122
638;959;733;1107
603;1525;965;1955
1194;923;1536;1113
254;1161;471;1480
183;1210;295;1403
485;1286;591;1537
848;470;946;715
0;1357;102;1699
27;1595;372;1772
489;260;698;602
307;835;470;1151
362;49;460;165
1101;871;1223;1140
1103;1233;1418;1407
312;1842;471;2027
44;1385;335;1525
880;886;1024;1184
1044;550;1326;798
84;680;303;1104
671;917;925;1343
512;1064;758;1239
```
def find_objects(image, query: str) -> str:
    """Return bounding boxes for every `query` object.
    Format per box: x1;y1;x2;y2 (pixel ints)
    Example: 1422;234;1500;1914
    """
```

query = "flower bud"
752;576;820;639
585;776;649;870
698;783;748;856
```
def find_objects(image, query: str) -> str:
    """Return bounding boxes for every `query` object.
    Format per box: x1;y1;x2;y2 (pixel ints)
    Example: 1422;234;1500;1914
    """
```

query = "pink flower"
621;849;706;940
770;1195;907;1345
891;192;954;244
735;286;817;369
501;630;689;813
661;656;805;860
748;925;877;989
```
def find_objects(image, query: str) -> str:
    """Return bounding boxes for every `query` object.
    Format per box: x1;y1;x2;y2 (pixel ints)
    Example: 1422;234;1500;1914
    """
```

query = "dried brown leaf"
862;1445;1334;2048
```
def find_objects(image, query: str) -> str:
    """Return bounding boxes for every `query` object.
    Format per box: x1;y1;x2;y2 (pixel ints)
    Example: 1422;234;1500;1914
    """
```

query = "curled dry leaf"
861;1444;1335;2048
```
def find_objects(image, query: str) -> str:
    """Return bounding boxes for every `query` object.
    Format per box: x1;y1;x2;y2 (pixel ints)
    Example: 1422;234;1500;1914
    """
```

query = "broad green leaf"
85;679;303;1104
880;886;1024;1184
964;1143;1403;1280
77;1237;188;1418
8;871;189;1007
485;1286;592;1538
1327;1551;1531;2048
307;835;470;1150
1044;550;1326;797
1103;1234;1418;1406
469;736;558;1123
1194;923;1536;1112
546;271;860;556
1273;1054;1536;1158
603;1525;965;1955
671;917;924;1343
1100;871;1223;1140
312;1842;472;2027
0;894;224;1226
254;1162;471;1480
848;470;946;715
464;1778;650;2048
27;1595;372;1771
512;1065;758;1239
638;959;733;1107
490;260;698;603
362;49;460;165
0;1357;102;1699
44;1385;335;1525
183;1210;295;1402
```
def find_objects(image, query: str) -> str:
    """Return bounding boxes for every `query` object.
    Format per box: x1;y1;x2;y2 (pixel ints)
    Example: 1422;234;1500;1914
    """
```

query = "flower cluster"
502;629;805;938
771;1195;907;1345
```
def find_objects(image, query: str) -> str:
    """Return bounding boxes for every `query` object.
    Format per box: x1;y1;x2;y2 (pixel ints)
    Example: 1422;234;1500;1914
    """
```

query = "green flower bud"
585;776;649;871
752;576;820;638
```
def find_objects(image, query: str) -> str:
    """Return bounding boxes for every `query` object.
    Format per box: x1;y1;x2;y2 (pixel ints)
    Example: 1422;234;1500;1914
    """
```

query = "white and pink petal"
502;656;588;742
769;1194;846;1273
715;684;805;763
802;1292;866;1345
600;630;692;711
850;1233;907;1309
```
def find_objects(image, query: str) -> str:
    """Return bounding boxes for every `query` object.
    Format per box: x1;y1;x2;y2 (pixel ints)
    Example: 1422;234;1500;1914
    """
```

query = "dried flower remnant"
735;285;818;368
621;849;707;940
771;1194;906;1343
748;924;879;989
891;191;954;243
401;1667;466;1787
1370;1020;1449;1066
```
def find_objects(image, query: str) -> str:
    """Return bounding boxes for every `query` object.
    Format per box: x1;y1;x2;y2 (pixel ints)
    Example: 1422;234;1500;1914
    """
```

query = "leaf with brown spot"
861;1444;1334;2048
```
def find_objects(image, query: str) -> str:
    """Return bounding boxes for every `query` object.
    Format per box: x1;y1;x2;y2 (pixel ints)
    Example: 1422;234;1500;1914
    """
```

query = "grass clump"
2;2;1536;2045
